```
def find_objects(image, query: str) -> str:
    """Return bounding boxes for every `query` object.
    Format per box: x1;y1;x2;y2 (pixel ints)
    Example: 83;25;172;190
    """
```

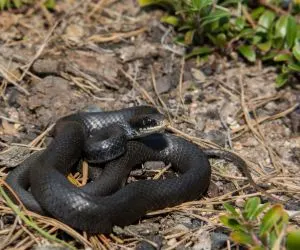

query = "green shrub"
220;197;300;249
139;0;300;87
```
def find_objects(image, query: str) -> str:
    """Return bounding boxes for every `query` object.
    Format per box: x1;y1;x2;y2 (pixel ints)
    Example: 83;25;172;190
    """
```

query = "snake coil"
6;106;211;233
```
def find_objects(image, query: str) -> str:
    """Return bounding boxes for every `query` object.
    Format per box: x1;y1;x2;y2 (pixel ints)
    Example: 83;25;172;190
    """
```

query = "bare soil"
0;0;299;249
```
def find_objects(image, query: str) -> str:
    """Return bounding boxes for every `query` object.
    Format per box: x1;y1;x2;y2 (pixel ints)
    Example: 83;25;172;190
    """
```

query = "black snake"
5;105;270;234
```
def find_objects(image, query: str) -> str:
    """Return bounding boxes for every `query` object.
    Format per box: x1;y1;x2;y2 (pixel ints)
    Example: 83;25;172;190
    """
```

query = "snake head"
128;113;168;138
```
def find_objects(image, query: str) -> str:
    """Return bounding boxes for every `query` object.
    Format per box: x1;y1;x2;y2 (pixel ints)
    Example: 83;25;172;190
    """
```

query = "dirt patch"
0;0;299;249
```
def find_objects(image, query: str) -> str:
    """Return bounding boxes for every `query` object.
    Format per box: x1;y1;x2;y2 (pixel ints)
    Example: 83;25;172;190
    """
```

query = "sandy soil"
0;0;299;249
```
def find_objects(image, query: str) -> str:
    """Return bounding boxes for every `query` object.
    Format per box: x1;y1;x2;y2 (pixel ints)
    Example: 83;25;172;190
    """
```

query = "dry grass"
0;0;299;249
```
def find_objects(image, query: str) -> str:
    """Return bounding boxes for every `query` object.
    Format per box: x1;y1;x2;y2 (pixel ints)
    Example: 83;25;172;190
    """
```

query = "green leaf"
272;38;285;50
282;64;290;73
260;205;286;235
185;46;213;59
223;203;239;216
207;33;218;46
178;24;193;32
251;6;266;20
0;0;7;10
252;35;262;45
252;203;270;219
238;45;256;62
262;51;277;61
230;231;254;246
219;215;230;227
269;229;279;248
287;16;297;48
287;230;300;250
201;9;230;28
288;63;300;72
174;35;185;45
210;20;220;31
12;0;21;8
244;197;261;220
215;33;227;47
189;0;213;12
275;73;289;87
138;0;173;8
184;30;195;45
220;0;240;6
235;17;245;30
275;15;288;39
257;10;276;33
44;0;56;9
161;15;180;26
274;53;292;62
219;215;244;230
293;43;300;62
257;40;272;52
239;28;255;39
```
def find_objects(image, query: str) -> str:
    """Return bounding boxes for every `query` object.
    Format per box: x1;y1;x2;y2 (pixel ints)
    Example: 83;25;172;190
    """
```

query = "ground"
0;0;299;249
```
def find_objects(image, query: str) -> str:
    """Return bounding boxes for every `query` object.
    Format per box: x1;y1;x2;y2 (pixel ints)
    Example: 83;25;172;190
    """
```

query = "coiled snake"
5;105;271;234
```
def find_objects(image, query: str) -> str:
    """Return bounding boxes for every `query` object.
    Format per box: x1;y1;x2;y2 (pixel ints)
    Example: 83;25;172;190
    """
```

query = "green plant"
219;197;300;249
138;0;300;87
0;0;55;10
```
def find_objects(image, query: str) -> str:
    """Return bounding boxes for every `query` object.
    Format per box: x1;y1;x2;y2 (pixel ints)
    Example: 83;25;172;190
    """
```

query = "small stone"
233;142;243;151
167;224;189;234
192;230;211;250
205;109;219;120
291;147;300;164
203;130;226;147
64;24;84;43
118;43;158;62
189;103;199;116
265;101;277;111
155;75;172;94
184;94;193;104
290;105;300;134
143;161;165;170
201;65;213;76
14;123;21;129
235;198;245;207
191;68;206;82
244;137;259;147
83;105;103;112
195;116;206;131
136;235;163;250
198;93;205;101
211;232;228;249
124;223;160;236
167;238;177;246
227;117;240;130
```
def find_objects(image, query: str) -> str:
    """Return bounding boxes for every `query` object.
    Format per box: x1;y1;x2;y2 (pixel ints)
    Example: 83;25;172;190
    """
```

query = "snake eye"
142;117;157;127
130;116;156;129
129;113;166;134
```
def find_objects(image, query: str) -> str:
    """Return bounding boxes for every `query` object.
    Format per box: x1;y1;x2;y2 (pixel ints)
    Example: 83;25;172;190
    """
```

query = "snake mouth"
136;119;169;135
129;113;169;137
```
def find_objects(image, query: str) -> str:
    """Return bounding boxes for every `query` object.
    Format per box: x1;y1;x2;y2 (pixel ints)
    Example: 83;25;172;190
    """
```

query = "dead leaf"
1;120;19;136
191;68;206;83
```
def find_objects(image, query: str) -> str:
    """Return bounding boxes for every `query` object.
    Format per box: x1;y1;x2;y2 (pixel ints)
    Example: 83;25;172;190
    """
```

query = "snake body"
5;104;275;233
6;106;166;215
6;106;211;233
30;124;211;233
